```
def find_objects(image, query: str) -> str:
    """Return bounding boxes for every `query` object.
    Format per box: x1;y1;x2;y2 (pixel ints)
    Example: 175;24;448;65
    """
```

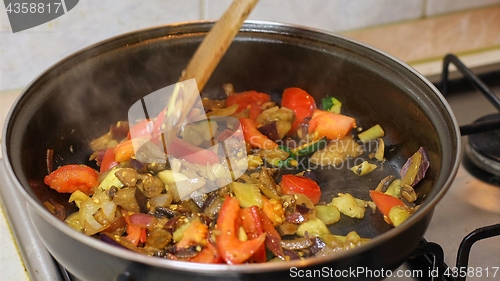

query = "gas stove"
0;55;499;281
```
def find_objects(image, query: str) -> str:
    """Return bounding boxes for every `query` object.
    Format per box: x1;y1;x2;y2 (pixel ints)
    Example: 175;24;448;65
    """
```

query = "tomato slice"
279;174;322;204
281;88;316;135
369;190;405;218
188;241;223;264
308;109;356;140
176;218;209;249
216;196;266;264
239;118;278;150
44;164;99;195
240;206;266;263
226;91;271;120
100;148;118;173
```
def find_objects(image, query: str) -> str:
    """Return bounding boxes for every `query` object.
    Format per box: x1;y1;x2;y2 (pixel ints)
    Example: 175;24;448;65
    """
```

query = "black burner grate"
404;54;500;281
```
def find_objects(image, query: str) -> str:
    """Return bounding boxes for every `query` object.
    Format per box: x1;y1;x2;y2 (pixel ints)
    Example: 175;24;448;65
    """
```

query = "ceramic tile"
205;0;424;32
426;0;500;16
0;3;11;32
0;0;201;92
341;6;500;63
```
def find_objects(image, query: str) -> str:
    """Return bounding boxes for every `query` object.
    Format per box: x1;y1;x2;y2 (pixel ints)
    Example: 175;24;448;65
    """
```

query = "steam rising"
128;79;248;200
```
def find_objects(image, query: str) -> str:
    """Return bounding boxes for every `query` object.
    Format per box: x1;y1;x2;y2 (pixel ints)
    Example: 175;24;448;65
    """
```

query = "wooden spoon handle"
163;0;258;146
179;0;259;90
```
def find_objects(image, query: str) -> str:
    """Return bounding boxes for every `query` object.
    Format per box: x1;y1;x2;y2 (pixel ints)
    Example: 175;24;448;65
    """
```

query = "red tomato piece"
216;196;266;265
226;91;271;120
167;137;219;165
152;107;167;137
128;118;154;140
44;164;99;195
176;219;209;249
240;206;266;263
114;139;135;163
239;118;278;150
281;88;317;135
123;211;146;246
369;190;405;218
308;109;356;140
279;174;322;204
188;241;223;264
100;148;118;173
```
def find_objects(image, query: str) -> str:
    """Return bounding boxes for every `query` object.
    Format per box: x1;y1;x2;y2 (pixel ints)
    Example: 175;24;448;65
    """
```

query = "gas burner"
465;114;500;178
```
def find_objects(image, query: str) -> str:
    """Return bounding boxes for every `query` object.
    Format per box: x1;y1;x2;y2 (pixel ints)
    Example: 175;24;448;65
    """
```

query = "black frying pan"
2;21;460;280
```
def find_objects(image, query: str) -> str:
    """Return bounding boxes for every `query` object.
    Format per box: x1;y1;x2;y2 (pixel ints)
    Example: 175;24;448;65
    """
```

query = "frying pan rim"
1;20;461;273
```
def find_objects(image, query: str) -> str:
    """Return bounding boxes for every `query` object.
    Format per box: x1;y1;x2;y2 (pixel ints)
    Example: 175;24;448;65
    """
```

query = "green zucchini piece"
358;124;385;142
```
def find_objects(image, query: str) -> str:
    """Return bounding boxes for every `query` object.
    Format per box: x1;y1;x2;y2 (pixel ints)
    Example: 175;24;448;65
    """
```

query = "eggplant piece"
375;175;396;192
146;228;172;249
112;187;147;213
281;237;315;250
167;245;200;259
256;106;294;139
100;232;138;252
115;168;140;187
400;147;430;187
265;233;285;259
286;212;307;224
295;204;313;215
149;193;173;209
203;196;223;219
103;215;126;234
258;168;280;200
310;237;336;258
163;215;182;231
178;199;201;214
277;221;298;236
200;192;218;213
141;174;165;198
302;170;318;182
258;121;280;141
283;249;302;260
100;232;127;249
134;187;148;212
155;207;179;219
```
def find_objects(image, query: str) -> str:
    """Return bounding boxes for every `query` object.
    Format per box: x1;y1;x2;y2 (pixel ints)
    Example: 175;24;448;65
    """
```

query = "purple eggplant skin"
258;121;280;141
400;147;430;187
100;232;127;249
302;170;318;182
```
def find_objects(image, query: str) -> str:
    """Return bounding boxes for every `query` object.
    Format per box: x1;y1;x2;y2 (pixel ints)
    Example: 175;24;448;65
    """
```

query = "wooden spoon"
163;0;259;141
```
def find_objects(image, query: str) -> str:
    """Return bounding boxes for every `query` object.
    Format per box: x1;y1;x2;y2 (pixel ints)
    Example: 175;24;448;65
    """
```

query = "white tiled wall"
426;0;500;16
1;0;499;92
205;0;424;32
